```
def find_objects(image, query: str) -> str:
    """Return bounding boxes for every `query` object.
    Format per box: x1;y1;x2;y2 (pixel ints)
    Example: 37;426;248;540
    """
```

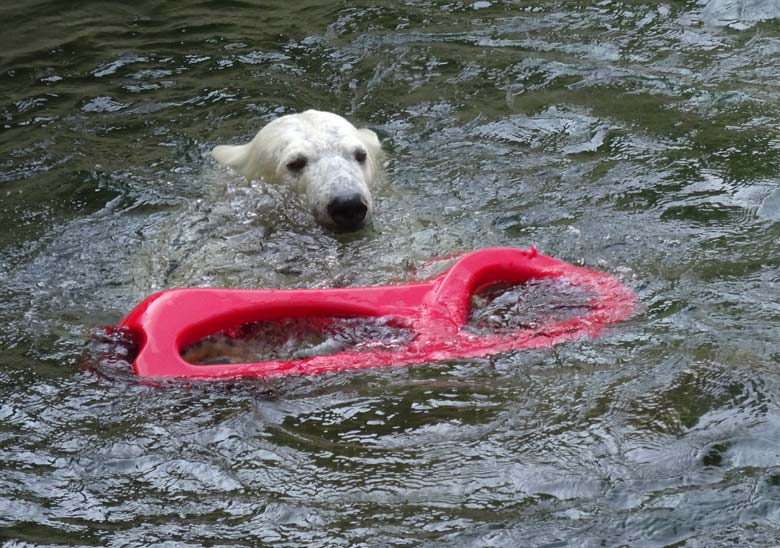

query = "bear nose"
327;193;368;231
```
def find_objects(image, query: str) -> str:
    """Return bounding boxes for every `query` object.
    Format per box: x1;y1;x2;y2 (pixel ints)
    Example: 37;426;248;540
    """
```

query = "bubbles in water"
182;316;414;365
467;277;597;334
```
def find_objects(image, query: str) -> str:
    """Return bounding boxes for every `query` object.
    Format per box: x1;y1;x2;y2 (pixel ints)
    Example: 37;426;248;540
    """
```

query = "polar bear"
211;110;382;232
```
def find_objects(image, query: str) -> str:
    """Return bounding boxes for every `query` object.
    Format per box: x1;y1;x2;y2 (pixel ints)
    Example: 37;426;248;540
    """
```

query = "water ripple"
3;0;780;545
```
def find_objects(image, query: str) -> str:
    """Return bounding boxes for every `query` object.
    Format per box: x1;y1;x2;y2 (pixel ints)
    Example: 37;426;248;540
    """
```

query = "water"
3;0;780;545
181;317;414;364
467;278;597;334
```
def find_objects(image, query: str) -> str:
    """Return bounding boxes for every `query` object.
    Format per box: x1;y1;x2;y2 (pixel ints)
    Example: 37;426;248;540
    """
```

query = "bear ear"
357;128;382;156
211;144;251;171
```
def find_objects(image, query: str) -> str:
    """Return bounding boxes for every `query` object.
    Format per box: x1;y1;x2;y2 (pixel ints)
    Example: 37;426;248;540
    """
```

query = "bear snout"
327;193;369;231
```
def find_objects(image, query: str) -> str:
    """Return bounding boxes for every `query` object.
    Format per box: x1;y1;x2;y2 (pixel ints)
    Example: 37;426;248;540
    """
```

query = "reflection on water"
3;0;780;545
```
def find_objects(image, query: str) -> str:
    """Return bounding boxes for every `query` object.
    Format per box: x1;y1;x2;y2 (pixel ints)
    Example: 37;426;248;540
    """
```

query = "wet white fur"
211;110;382;227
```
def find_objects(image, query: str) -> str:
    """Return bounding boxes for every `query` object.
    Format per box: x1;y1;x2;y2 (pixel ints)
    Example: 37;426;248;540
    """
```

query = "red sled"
118;247;636;379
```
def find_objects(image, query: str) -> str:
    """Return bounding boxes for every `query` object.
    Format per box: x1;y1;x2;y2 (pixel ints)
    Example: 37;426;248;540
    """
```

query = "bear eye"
353;149;367;164
286;156;307;173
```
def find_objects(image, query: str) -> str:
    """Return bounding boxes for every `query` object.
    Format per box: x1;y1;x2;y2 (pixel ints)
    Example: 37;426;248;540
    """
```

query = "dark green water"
3;1;780;546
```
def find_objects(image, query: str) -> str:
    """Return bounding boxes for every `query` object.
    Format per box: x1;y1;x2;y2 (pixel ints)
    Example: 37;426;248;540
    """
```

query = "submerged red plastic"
119;247;636;379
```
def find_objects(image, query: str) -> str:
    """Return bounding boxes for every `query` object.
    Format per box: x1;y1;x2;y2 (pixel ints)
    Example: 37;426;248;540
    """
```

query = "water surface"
3;1;780;546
